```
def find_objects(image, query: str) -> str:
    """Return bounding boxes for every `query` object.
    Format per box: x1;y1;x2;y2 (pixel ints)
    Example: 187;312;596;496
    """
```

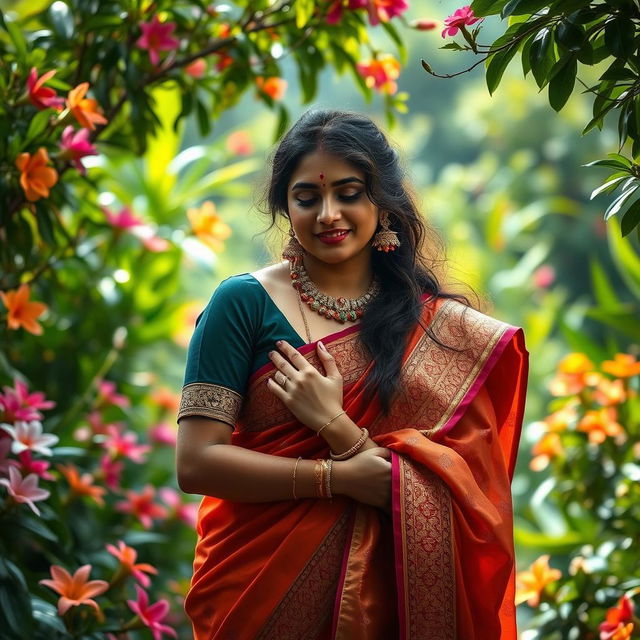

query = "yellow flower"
186;201;231;252
515;555;562;607
549;353;595;396
602;353;640;378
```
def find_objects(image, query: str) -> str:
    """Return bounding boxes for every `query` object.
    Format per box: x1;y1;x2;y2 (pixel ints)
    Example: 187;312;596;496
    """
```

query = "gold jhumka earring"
282;227;305;263
371;211;400;252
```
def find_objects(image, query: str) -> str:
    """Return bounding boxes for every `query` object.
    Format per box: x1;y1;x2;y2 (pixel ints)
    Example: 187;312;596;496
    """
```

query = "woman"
176;110;528;640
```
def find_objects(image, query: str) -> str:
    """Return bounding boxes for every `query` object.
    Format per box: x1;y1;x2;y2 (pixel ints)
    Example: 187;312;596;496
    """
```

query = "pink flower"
39;564;109;617
17;450;55;481
106;540;158;588
0;438;15;476
127;585;177;640
349;0;408;25
132;226;170;253
103;206;144;230
27;68;65;110
159;487;198;528
103;424;150;463
0;467;50;515
116;485;168;528
442;5;482;38
533;264;556;289
148;422;177;447
99;453;124;490
356;55;401;94
0;379;55;423
136;15;180;66
97;380;130;409
59;126;98;175
226;130;254;156
0;420;59;456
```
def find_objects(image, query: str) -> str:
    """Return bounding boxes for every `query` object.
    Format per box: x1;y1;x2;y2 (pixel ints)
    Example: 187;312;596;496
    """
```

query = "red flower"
442;5;483;38
255;76;287;100
410;18;438;31
136;15;180;66
185;58;207;78
27;68;64;110
0;379;55;423
356;55;401;94
116;485;168;528
600;595;635;640
127;585;177;640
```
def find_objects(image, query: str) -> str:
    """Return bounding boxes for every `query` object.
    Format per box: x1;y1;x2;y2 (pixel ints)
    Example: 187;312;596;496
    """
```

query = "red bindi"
319;173;326;186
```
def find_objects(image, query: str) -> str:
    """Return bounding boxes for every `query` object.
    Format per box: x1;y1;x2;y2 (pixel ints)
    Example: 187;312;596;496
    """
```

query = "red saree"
184;297;528;639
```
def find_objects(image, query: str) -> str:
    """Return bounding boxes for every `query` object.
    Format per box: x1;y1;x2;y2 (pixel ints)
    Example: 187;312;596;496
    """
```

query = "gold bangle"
317;409;346;437
330;427;369;461
292;457;302;500
314;460;324;498
324;459;333;499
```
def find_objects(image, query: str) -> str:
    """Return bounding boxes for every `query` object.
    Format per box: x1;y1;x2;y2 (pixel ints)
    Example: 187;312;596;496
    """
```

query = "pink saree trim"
391;452;408;640
435;325;519;441
248;321;363;384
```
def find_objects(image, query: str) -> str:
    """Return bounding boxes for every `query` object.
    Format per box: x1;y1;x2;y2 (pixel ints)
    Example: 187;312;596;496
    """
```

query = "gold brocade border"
177;382;242;427
238;331;370;432
400;457;455;639
256;509;351;640
371;299;509;438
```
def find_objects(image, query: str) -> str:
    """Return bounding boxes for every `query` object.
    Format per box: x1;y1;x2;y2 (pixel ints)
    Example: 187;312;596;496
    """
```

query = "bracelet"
317;409;346;437
292;457;302;500
314;459;324;498
324;459;333;499
330;427;369;461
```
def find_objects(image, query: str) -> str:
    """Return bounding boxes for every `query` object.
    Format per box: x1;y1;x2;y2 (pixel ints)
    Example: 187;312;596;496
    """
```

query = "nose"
317;196;342;225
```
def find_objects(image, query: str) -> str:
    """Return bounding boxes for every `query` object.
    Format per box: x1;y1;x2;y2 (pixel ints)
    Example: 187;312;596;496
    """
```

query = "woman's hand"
332;447;392;512
266;339;343;431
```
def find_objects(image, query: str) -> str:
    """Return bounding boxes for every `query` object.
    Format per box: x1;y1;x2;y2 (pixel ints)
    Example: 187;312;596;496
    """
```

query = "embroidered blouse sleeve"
177;276;257;428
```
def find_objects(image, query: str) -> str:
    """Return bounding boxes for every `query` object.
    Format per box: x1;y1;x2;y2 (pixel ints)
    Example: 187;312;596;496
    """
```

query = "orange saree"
183;297;528;640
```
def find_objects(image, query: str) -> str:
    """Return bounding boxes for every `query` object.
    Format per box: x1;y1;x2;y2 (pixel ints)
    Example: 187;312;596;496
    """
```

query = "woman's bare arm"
176;416;391;508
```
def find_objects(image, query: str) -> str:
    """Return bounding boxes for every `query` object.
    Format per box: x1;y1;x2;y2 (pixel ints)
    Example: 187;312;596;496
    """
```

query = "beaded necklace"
289;260;380;324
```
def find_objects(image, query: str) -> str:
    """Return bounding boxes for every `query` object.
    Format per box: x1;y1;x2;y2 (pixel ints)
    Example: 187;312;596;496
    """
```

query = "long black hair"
261;109;467;414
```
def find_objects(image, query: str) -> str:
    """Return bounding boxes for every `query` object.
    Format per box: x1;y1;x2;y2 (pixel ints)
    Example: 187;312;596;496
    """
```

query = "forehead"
289;150;363;182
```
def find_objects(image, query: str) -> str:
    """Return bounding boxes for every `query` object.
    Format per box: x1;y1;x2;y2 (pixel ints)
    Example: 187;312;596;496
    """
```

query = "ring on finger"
275;371;288;389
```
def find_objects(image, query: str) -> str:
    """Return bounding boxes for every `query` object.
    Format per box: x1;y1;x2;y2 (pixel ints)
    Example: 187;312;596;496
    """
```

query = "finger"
269;349;300;378
266;377;288;399
276;340;312;371
317;341;341;378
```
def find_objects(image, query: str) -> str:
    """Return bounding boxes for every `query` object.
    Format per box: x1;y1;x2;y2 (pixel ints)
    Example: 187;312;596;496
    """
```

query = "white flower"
0;421;59;456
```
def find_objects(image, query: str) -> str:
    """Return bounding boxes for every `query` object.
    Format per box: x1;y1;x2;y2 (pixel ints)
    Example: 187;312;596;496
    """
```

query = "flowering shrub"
420;0;640;239
517;353;640;638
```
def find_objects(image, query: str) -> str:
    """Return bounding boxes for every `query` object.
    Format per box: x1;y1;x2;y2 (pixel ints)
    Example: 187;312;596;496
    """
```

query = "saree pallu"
184;297;528;640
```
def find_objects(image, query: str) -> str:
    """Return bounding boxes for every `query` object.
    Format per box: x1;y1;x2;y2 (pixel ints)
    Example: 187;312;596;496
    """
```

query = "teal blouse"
178;273;307;427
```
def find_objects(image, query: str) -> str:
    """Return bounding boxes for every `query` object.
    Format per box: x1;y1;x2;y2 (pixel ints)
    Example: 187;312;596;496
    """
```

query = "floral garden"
1;0;640;638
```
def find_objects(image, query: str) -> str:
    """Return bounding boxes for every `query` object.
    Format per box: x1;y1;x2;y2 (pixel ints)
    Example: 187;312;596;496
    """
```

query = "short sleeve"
177;275;259;428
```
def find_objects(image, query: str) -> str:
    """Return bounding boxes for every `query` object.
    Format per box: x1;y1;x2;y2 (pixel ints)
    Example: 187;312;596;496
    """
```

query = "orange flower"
549;353;595;396
255;76;287;100
39;564;109;616
530;432;563;471
593;377;626;406
57;463;106;506
15;147;58;201
577;408;625;445
544;404;578;432
515;554;562;607
151;387;181;413
600;595;635;639
106;540;158;588
186;201;232;252
602;354;640;378
356;55;401;95
66;83;108;130
612;623;634;640
0;284;48;335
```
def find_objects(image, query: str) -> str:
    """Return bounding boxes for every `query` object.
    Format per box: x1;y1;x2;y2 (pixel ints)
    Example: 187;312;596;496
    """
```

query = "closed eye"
295;192;362;208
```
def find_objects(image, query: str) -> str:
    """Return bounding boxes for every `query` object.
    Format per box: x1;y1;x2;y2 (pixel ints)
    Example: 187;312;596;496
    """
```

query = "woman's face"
286;149;379;265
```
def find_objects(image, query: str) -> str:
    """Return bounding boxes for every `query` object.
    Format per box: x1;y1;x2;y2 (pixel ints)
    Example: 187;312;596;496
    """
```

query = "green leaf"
486;42;520;95
590;259;621;307
604;16;635;59
621;200;640;236
48;0;74;39
1;14;28;61
500;0;545;18
521;34;535;76
555;19;585;52
529;28;555;89
470;0;505;16
24;109;53;144
295;0;315;28
380;20;407;64
548;54;577;111
585;306;640;340
589;175;628;199
608;217;640;297
604;185;640;220
195;97;211;137
583;159;631;171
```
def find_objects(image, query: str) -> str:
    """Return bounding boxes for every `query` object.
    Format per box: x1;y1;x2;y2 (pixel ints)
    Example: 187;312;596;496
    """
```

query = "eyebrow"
291;177;364;190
